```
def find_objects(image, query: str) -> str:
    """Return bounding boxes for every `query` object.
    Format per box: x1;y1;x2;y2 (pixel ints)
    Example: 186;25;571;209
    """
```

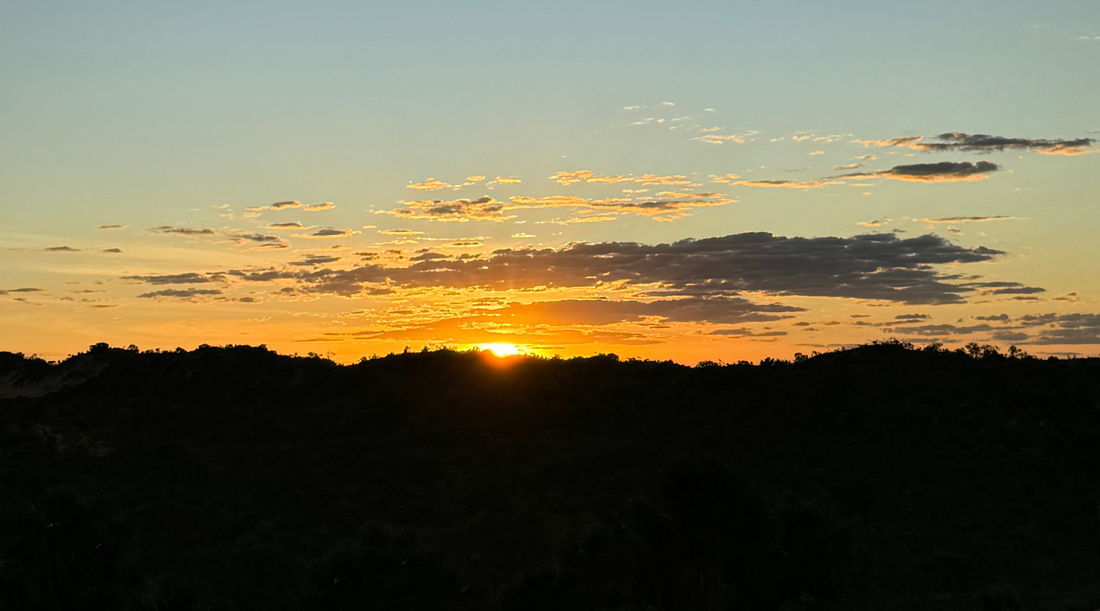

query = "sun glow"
479;343;520;357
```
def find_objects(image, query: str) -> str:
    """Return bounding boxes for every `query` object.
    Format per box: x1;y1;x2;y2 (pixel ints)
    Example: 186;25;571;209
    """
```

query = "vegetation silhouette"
1;340;1098;610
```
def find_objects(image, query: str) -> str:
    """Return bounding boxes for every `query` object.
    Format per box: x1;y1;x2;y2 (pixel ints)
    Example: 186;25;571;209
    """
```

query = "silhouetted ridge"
1;342;1098;610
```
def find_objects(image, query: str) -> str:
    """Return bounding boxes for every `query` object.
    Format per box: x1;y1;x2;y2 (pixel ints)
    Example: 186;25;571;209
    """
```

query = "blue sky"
2;1;1099;361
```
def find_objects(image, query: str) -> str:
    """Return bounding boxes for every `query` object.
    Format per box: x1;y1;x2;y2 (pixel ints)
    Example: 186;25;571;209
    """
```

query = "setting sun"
479;343;520;357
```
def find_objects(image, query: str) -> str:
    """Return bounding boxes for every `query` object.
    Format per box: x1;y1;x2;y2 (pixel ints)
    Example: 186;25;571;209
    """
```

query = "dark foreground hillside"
1;342;1098;611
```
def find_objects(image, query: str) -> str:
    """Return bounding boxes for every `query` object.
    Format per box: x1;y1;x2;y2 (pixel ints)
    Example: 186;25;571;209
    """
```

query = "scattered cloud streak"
854;133;1095;156
382;191;734;223
138;288;223;299
245;201;335;214
283;232;1004;304
842;161;999;183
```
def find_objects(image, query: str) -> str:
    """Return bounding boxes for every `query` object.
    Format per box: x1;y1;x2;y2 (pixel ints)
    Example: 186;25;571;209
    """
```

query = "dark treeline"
1;341;1098;610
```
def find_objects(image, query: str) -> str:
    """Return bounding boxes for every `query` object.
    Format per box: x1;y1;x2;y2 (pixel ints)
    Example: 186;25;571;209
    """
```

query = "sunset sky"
3;1;1099;363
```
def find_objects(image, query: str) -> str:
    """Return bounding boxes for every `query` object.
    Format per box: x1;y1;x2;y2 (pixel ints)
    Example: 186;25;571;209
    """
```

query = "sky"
2;1;1100;363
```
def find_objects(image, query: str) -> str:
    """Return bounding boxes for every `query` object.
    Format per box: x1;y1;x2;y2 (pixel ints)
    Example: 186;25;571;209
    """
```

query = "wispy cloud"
921;215;1018;224
913;133;1096;156
381;197;514;223
511;192;733;222
734;179;844;190
279;232;1005;304
97;224;126;230
692;131;760;145
378;229;425;236
122;272;219;285
153;226;217;236
853;136;924;148
842;161;999;182
854;133;1095;156
407;178;454;191
294;228;358;239
245;201;335;214
138;288;223;299
381;192;734;223
549;171;696;187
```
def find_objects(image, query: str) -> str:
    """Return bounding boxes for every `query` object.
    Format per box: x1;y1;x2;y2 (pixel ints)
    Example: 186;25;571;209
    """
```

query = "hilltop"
1;342;1098;610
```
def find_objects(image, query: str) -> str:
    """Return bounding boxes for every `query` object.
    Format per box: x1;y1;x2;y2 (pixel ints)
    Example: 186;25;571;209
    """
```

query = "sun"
479;343;520;357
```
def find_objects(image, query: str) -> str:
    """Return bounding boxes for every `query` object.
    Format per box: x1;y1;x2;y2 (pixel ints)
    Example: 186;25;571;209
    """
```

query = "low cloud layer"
138;288;223;299
843;161;999;183
153;226;218;236
123;272;219;285
245;201;335;214
735;162;999;190
382;192;733;223
854;133;1095;156
265;232;1006;304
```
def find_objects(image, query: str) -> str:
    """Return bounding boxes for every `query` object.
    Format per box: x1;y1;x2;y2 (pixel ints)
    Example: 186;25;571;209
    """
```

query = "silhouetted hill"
1;342;1098;610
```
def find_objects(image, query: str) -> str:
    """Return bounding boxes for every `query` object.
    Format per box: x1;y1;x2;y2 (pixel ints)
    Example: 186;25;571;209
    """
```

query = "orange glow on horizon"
479;343;520;357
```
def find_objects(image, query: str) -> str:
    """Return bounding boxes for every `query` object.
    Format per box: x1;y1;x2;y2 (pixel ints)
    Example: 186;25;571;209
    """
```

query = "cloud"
833;163;863;170
382;197;514;223
44;246;81;252
989;286;1045;295
733;179;844;190
910;133;1095;156
268;222;311;230
707;328;787;337
549;171;696;187
295;228;358;238
961;281;1045;296
465;297;798;326
884;323;994;337
323;297;796;347
123;272;218;285
975;313;1009;321
1023;313;1100;344
852;136;924;148
841;161;999;183
245;201;335;213
854;133;1095;156
294;232;1004;304
921;215;1017;224
511;192;733;222
153;226;217;236
138;288;223;299
895;313;930;321
407;178;454;191
98;224;126;230
289;255;342;267
495;177;522;184
0;287;43;296
696;134;748;144
512;233;536;238
231;233;283;244
708;174;741;184
383;192;733;223
378;229;425;236
102;248;123;253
